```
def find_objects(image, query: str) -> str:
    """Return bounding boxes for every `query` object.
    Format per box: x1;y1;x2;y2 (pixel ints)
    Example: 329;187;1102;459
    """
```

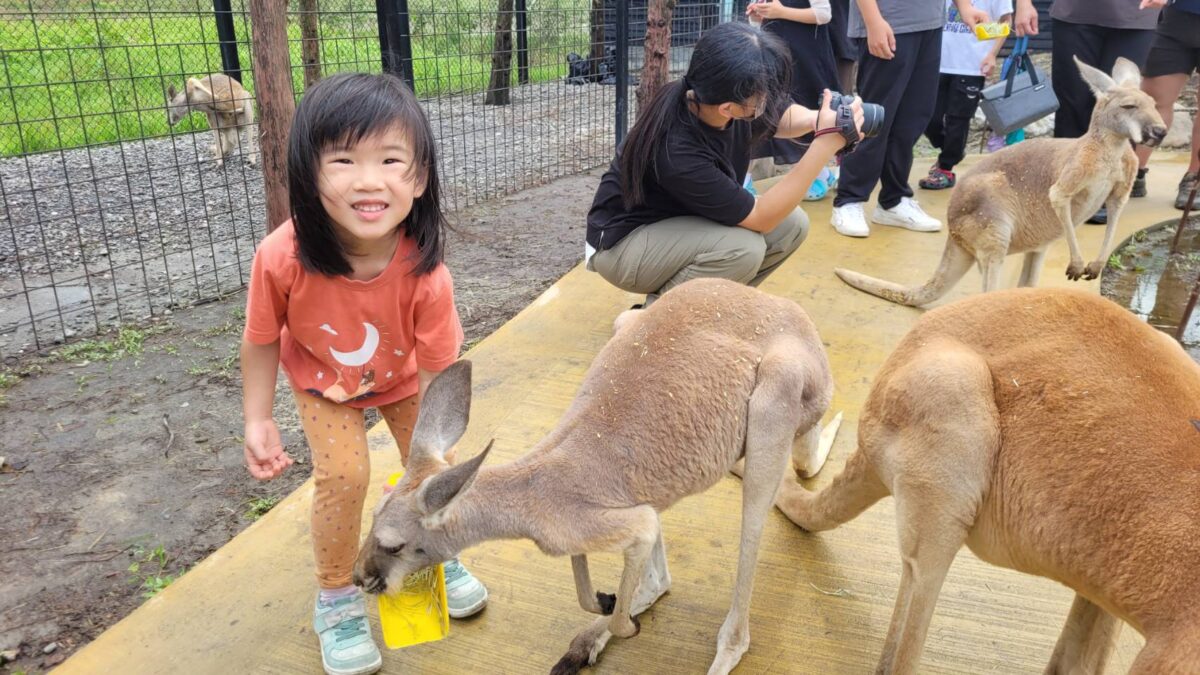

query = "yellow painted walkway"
59;154;1192;674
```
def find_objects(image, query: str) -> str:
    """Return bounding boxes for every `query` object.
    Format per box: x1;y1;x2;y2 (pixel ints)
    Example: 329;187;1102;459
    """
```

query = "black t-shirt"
586;116;761;251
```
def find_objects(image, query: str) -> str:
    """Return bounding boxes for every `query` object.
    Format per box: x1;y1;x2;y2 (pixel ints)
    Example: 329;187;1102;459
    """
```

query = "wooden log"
249;0;296;231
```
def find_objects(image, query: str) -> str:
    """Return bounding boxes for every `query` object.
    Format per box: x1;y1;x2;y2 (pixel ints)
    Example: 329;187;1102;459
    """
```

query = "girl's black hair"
287;71;447;277
619;22;792;209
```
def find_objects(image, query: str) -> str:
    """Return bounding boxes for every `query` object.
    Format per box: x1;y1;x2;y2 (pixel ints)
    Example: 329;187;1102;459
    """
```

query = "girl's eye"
383;158;405;165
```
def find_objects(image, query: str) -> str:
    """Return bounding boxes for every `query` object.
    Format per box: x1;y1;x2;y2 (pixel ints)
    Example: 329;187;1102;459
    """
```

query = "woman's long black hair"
287;71;447;277
619;22;792;209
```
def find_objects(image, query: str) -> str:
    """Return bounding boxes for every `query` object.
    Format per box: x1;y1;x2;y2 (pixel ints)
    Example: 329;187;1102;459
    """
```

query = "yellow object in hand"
974;22;1011;40
377;471;450;649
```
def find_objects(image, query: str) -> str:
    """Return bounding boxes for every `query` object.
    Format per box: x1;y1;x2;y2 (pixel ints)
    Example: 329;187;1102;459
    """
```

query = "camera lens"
859;103;884;137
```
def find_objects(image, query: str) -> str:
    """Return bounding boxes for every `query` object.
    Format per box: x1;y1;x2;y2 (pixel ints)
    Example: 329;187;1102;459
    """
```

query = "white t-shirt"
939;0;1014;77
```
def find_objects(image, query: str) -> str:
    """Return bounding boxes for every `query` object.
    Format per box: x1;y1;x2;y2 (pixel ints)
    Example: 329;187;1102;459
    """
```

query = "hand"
747;0;786;20
866;17;896;59
957;5;990;29
1139;0;1167;8
1014;0;1038;36
244;418;292;480
814;90;865;149
981;53;997;77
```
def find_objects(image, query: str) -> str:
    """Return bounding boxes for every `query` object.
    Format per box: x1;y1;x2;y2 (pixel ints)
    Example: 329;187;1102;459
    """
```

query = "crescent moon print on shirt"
310;320;406;403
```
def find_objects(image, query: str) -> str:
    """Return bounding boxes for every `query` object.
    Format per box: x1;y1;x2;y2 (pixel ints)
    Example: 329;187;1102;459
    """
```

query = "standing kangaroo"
166;74;258;167
354;278;837;675
777;288;1200;673
836;57;1167;307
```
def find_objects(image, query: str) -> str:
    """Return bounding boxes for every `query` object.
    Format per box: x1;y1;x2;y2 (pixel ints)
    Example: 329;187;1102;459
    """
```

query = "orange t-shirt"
243;221;463;408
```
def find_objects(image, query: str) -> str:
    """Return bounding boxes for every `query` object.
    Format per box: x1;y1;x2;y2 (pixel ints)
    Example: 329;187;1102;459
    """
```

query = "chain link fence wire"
1;0;729;359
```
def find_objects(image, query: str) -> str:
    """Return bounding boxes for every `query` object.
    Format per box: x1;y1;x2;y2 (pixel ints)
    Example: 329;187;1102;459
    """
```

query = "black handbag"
979;37;1058;136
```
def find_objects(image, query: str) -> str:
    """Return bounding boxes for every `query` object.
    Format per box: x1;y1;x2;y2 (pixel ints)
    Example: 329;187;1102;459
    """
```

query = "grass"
1;2;594;156
244;494;281;521
52;323;169;362
127;543;185;599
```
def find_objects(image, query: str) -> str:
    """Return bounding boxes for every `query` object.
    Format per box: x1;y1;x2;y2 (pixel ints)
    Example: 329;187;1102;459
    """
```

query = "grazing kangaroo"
166;74;258;167
354;278;837;675
777;287;1200;674
836;57;1167;307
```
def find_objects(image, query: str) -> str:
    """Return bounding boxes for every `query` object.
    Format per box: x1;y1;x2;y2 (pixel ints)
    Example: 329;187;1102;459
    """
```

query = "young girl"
240;72;486;675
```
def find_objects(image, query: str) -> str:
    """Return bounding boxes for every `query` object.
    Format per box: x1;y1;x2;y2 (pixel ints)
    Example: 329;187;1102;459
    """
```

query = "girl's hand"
244;418;292;480
814;90;865;150
981;53;998;77
866;18;896;59
747;0;785;20
957;5;990;29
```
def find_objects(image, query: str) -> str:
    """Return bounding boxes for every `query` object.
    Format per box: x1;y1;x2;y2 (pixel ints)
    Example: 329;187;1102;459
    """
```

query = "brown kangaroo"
353;278;838;675
836;57;1167;306
777;287;1200;673
166;74;258;167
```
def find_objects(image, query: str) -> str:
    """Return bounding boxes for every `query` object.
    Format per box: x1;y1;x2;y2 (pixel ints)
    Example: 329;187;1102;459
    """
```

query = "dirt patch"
0;169;601;673
1100;213;1200;362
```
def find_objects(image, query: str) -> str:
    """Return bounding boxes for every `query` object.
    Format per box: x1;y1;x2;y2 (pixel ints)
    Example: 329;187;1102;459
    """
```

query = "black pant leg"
879;28;942;209
924;74;952;152
1052;20;1107;139
937;75;985;170
834;34;921;207
1099;27;1157;72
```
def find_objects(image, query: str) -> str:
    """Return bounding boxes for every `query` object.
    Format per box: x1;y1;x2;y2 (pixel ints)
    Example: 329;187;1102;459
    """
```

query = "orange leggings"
293;387;419;589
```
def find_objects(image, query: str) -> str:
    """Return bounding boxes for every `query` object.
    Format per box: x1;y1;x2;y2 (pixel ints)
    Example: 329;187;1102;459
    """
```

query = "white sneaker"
831;203;870;237
871;197;942;232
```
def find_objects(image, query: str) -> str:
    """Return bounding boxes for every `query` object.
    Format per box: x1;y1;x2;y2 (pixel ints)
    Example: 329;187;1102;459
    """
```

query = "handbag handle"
1003;39;1038;98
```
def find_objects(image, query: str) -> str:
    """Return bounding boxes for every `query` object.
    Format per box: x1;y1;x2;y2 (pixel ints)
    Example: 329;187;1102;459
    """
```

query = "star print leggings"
292;387;420;589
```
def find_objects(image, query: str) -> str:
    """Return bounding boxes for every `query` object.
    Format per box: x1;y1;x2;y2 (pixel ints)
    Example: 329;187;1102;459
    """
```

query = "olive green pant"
590;207;809;298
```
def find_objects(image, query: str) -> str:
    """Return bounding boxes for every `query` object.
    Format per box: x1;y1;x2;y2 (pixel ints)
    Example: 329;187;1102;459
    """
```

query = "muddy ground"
0;170;601;674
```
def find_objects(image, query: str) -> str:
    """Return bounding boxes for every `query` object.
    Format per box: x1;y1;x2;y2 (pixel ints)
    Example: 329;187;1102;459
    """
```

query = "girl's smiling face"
317;129;426;252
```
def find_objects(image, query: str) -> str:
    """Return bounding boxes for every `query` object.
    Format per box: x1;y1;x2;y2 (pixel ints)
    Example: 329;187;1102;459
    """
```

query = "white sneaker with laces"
831;203;870;238
871;197;942;232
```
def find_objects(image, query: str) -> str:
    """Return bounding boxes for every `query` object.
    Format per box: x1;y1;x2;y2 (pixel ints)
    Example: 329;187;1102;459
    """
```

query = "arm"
1013;0;1037;35
774;103;820;139
953;0;990;28
855;0;896;59
749;0;832;25
418;367;436;402
981;14;1012;76
739;92;863;233
241;337;292;480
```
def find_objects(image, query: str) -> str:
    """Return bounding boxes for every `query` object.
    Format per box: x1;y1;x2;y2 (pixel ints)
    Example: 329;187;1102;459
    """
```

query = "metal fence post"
375;0;415;89
516;0;530;84
213;0;242;82
615;0;629;148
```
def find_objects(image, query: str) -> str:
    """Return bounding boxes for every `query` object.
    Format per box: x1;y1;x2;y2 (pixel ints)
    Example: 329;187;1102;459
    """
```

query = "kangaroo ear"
410;360;472;462
415;440;493;521
1111;57;1142;89
1074;56;1115;96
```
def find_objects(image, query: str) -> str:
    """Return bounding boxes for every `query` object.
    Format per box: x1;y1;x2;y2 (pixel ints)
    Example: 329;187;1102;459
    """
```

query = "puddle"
1100;215;1200;361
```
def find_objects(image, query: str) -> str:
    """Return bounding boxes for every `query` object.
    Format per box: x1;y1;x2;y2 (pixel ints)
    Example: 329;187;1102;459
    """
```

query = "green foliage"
2;2;594;155
127;544;184;600
244;495;281;521
53;324;168;363
1106;254;1125;271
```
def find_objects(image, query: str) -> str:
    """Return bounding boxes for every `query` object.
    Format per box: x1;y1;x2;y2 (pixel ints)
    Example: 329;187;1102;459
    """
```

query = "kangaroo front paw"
1084;260;1104;280
1065;260;1087;281
608;614;639;638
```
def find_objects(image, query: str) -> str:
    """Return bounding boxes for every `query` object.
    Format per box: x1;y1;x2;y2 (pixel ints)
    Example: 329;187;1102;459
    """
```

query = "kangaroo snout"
1143;124;1168;147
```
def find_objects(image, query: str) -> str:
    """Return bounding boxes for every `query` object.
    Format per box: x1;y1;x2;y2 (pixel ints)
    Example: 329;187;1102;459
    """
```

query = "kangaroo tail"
834;238;974;307
776;444;888;532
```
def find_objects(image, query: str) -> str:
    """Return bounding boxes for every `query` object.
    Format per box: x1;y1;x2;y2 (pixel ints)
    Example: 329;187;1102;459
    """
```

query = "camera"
828;92;884;138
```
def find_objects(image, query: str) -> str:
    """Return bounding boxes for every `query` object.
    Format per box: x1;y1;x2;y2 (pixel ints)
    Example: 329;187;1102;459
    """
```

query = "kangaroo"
836;57;1167;307
353;278;837;675
776;287;1200;673
166;74;258;167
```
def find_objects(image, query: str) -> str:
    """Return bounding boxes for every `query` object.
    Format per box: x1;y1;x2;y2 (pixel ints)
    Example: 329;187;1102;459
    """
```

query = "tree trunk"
298;0;321;88
484;0;515;106
636;0;677;115
588;0;605;82
249;0;296;231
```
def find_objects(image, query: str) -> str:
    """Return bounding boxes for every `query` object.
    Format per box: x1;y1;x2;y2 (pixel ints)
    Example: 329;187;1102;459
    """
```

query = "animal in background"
353;278;840;675
836;57;1166;306
777;288;1200;673
166;74;258;167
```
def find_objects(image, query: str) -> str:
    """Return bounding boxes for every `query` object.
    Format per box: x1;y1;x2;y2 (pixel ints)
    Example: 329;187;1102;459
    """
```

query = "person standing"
831;0;990;237
1131;0;1200;210
919;0;1013;190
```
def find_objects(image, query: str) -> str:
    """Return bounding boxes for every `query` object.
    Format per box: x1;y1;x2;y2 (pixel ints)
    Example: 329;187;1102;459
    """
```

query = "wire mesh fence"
0;0;731;359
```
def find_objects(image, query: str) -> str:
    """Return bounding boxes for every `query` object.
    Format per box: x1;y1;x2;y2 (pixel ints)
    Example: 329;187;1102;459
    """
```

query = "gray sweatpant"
589;207;809;298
